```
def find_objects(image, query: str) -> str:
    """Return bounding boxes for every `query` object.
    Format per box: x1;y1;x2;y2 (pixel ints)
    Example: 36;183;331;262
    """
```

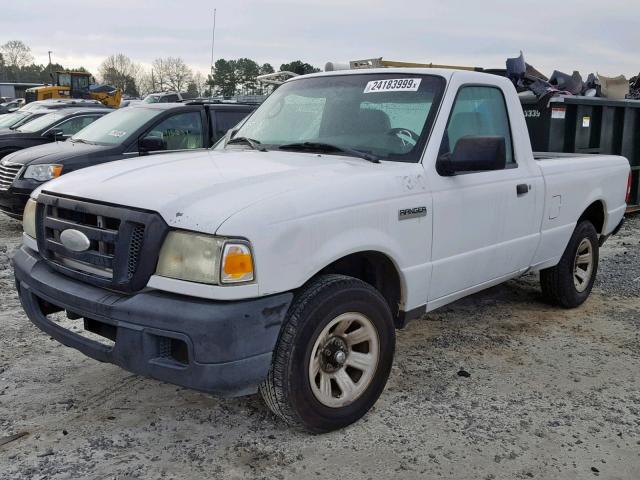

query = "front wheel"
260;274;395;433
540;220;599;308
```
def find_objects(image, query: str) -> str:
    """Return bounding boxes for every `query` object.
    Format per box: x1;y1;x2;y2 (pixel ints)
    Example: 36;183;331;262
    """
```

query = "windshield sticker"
108;129;126;137
364;78;422;93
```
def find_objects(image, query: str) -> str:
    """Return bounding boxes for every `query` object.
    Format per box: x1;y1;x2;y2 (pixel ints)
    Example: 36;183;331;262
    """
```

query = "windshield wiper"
70;138;94;145
226;136;267;152
278;142;379;163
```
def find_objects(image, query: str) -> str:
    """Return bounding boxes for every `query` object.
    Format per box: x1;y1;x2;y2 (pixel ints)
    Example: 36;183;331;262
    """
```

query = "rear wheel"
260;274;395;432
540;220;599;308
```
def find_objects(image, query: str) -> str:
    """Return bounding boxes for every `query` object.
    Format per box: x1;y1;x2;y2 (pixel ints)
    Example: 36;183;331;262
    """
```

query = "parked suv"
0;102;256;218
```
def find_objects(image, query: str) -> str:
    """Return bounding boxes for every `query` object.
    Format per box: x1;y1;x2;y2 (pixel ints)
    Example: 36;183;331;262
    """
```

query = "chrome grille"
0;161;22;191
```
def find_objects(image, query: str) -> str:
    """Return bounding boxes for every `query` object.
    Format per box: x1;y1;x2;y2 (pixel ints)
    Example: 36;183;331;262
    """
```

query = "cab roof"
286;67;514;91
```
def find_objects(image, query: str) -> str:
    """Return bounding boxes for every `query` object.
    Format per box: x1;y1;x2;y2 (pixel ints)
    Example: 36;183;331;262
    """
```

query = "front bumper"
0;177;42;219
0;189;29;219
13;245;293;397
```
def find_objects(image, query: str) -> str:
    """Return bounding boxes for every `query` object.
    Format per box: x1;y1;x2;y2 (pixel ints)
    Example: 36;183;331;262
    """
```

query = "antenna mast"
210;9;217;74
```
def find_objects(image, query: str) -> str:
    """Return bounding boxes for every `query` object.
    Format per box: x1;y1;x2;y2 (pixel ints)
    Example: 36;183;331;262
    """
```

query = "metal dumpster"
521;96;640;211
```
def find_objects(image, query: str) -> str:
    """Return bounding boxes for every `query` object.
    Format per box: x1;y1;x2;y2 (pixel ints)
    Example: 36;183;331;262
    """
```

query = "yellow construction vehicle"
24;71;122;108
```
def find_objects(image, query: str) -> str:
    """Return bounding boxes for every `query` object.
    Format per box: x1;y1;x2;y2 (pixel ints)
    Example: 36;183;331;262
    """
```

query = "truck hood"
39;148;393;233
3;140;105;166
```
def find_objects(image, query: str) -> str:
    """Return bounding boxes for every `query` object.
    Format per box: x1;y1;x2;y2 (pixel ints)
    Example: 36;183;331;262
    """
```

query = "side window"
142;112;204;150
440;86;514;165
212;110;250;142
57;115;102;136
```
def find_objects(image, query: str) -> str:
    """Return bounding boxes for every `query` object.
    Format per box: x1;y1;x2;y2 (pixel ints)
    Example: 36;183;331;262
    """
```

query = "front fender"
217;188;432;310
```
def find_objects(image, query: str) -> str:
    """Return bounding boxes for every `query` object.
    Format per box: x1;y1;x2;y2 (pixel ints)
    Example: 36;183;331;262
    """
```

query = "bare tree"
150;57;193;92
135;68;156;97
165;57;193;92
151;58;169;91
98;54;140;95
191;72;207;96
1;40;34;69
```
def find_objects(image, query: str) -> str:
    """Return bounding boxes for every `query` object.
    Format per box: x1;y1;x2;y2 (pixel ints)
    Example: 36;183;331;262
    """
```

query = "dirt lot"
1;213;639;480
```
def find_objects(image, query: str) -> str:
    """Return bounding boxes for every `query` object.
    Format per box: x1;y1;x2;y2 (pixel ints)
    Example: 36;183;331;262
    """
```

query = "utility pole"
210;9;217;74
47;51;53;82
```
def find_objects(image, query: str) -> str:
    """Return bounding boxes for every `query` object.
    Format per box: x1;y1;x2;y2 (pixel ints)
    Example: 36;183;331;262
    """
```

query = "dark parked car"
0;99;109;132
0;101;256;218
0;110;49;131
0;107;109;159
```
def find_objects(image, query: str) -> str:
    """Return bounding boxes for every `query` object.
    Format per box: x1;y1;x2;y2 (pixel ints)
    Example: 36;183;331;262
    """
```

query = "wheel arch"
313;250;407;328
578;199;607;235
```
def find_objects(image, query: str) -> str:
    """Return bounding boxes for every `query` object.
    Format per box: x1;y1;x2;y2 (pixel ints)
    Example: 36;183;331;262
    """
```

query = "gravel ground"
0;214;639;480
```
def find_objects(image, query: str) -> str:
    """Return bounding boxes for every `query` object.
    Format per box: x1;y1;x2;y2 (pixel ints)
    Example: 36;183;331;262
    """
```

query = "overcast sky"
3;0;639;78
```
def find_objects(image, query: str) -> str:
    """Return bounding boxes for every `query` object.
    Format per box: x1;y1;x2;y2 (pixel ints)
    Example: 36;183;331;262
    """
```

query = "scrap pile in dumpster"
629;74;640;100
506;51;638;103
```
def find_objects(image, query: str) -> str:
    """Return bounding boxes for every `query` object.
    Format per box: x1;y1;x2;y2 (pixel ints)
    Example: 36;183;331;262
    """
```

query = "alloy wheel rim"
573;238;594;293
308;312;380;408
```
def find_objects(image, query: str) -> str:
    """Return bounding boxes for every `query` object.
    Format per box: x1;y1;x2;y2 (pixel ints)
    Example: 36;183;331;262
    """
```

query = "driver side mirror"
46;128;64;140
436;136;506;176
139;136;166;154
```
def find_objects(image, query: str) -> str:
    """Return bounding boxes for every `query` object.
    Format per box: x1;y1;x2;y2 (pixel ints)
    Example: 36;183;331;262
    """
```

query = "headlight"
23;199;37;238
155;231;254;285
23;164;63;182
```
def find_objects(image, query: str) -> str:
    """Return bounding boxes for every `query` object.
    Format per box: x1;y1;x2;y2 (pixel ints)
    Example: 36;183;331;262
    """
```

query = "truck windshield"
70;107;159;146
232;73;445;162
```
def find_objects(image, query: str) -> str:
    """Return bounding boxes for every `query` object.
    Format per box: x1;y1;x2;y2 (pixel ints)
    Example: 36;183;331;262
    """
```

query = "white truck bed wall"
531;155;629;270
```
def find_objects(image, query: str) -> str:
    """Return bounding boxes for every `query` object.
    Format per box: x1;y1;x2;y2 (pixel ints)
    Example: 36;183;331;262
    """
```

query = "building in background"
0;82;43;100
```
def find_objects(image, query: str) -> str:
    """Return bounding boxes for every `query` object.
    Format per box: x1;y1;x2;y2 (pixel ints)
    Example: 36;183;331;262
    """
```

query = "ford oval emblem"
60;229;91;252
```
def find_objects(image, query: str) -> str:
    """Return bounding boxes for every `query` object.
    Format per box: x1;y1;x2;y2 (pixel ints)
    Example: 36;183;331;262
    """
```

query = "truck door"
426;82;540;304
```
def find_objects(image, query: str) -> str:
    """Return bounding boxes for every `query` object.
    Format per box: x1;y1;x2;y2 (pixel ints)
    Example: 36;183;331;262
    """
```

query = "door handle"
516;183;529;195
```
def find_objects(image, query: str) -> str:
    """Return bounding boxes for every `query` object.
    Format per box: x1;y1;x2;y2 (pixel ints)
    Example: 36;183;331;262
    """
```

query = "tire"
540;220;599;308
260;274;395;433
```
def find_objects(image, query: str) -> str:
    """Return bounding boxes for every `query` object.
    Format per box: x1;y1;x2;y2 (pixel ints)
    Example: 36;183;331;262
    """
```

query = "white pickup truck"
14;68;630;432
